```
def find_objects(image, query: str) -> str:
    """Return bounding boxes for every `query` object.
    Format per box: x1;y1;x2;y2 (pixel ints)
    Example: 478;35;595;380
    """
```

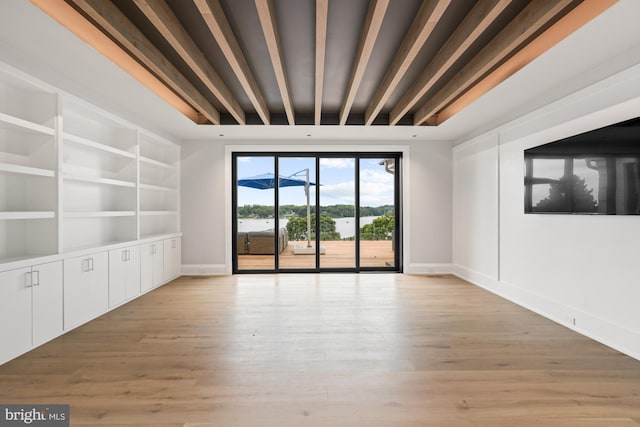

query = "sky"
236;156;395;207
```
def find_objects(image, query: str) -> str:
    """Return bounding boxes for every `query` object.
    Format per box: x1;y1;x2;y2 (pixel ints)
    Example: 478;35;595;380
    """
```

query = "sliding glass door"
233;152;401;273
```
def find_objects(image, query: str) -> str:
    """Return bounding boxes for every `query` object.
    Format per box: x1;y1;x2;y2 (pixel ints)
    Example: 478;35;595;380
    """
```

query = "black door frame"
232;152;402;274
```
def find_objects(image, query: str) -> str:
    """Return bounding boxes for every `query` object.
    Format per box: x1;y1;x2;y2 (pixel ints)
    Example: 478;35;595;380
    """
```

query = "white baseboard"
451;264;499;290
452;264;640;362
181;264;228;276
405;263;453;275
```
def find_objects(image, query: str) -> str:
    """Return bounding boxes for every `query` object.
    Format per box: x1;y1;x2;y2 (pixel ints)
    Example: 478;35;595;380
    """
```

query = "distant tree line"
286;214;395;241
238;204;394;219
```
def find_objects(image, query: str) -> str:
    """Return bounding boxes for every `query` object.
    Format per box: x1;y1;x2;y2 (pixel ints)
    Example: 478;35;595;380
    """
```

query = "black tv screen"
524;117;640;214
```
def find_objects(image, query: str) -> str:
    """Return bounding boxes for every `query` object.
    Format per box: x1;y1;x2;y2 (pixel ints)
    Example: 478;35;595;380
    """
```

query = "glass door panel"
359;158;396;268
319;157;356;269
235;155;276;271
278;157;317;270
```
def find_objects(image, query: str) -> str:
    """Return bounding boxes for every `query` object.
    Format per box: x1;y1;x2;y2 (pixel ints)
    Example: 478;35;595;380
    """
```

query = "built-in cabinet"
0;63;182;365
0;261;63;364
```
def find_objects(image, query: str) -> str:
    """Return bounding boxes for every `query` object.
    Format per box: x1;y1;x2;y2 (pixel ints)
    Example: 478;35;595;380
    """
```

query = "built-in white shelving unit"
0;62;181;265
0;66;58;262
0;62;182;366
62;98;139;252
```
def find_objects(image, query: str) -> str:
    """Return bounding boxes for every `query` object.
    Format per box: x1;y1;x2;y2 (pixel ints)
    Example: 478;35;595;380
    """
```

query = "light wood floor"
238;240;394;270
1;274;639;426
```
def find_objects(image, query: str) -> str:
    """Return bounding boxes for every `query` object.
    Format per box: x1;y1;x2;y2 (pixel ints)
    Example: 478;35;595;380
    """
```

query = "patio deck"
238;240;394;270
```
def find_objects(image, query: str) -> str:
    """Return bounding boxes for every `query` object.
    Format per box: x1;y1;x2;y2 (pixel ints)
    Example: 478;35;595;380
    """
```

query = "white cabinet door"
140;242;154;292
64;252;109;330
125;246;141;300
152;242;164;288
109;248;128;308
0;267;32;364
31;261;63;347
163;237;181;282
141;241;164;291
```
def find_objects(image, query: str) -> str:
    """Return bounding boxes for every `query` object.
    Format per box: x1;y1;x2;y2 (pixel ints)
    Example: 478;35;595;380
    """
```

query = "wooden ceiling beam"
255;0;294;125
364;0;452;126
433;0;618;125
414;0;576;126
389;0;511;126
133;0;245;124
65;0;220;124
29;0;208;124
340;0;389;126
194;0;270;125
315;0;329;126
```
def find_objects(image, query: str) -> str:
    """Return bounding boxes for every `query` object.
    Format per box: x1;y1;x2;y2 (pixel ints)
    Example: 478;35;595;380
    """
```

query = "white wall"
180;141;227;273
408;140;452;270
452;134;499;288
181;140;452;275
453;63;640;360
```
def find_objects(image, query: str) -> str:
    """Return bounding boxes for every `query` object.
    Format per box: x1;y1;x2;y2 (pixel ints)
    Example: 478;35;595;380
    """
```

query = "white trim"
224;144;410;274
181;264;227;276
405;263;453;275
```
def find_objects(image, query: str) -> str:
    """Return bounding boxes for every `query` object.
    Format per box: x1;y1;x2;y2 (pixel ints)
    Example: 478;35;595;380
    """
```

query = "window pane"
319;157;355;269
278;157;317;269
236;156;275;270
359;158;395;268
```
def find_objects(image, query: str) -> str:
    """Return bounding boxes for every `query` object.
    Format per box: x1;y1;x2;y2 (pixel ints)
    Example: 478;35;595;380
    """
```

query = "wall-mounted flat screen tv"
524;117;640;214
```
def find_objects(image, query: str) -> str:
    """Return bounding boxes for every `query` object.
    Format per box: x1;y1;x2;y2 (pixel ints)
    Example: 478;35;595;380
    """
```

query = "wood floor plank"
0;274;639;425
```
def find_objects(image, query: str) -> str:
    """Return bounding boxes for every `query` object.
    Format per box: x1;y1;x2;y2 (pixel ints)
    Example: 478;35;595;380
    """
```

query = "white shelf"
63;240;135;254
64;174;136;188
140;211;177;216
140;232;179;240
0;162;55;178
139;183;176;192
65;211;136;218
0;211;55;220
140;155;174;169
64;133;136;160
0;112;55;136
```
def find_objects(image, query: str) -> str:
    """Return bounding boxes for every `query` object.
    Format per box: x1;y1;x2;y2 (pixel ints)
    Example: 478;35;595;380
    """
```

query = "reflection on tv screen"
524;117;640;215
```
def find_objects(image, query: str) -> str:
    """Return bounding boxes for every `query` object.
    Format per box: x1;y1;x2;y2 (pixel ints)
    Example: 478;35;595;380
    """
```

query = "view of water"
237;217;378;239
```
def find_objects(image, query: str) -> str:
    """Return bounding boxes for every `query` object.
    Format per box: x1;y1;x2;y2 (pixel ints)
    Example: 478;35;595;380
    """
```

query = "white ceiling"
1;0;639;143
